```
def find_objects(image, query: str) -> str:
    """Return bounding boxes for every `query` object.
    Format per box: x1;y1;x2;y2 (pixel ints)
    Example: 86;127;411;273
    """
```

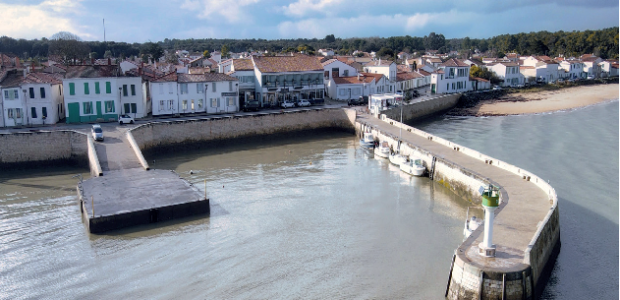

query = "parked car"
309;98;324;105
91;125;104;141
587;75;595;80
243;100;260;112
492;85;502;90
118;114;135;125
281;100;295;108
297;99;311;107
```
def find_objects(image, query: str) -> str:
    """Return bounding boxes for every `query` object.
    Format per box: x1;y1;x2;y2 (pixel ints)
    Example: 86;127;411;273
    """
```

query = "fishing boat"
389;100;407;166
463;208;483;240
400;157;426;176
360;131;374;148
374;141;390;158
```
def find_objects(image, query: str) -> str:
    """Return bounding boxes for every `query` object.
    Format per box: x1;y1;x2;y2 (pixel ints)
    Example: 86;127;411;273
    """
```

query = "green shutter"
69;83;75;95
106;82;111;94
95;82;100;94
84;82;90;95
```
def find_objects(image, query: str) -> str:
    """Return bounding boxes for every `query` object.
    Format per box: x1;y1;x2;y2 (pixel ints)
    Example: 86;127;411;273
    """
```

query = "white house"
487;62;524;87
599;60;619;77
330;73;386;101
580;54;603;79
318;49;335;57
252;54;324;107
363;59;397;93
469;77;491;91
521;56;559;83
396;71;425;99
219;58;234;74
63;65;147;123
226;59;257;106
21;72;65;125
430;58;472;94
211;51;222;63
558;59;584;80
322;59;358;99
150;72;179;116
1;71;26;127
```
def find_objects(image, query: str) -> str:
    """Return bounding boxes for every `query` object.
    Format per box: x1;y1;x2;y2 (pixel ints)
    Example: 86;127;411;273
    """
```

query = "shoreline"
447;83;619;117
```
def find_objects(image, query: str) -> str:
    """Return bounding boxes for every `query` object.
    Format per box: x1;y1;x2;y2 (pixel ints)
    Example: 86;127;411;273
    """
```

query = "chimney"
138;67;142;76
15;57;21;68
108;57;111;65
357;74;360;81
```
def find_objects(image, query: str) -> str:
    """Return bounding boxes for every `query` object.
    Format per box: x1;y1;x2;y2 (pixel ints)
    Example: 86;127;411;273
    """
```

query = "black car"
349;96;368;106
242;100;260;112
309;98;325;105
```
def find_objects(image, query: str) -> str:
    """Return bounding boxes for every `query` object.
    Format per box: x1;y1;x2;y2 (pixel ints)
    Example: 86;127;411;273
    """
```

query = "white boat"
360;131;374;147
389;151;407;166
463;208;483;240
400;157;426;176
374;141;390;158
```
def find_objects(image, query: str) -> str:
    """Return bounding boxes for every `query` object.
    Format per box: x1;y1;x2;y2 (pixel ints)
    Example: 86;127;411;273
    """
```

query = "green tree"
141;42;163;63
376;47;394;58
203;50;211;58
324;34;336;43
221;44;229;59
48;31;90;65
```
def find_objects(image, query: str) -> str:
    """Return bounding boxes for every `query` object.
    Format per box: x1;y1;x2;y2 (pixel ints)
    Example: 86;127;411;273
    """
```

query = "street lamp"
119;87;123;116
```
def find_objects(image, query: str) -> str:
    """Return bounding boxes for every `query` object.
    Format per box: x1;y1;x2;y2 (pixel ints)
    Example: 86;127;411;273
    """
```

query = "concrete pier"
356;110;559;299
79;127;208;234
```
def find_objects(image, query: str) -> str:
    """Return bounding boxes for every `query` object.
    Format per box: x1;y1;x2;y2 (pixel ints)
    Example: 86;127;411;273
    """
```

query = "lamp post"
119;87;123;116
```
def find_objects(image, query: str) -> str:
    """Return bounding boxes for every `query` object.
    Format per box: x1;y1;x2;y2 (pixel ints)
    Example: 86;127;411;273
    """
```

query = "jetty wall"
356;116;559;299
382;93;461;122
129;108;357;154
0;130;88;170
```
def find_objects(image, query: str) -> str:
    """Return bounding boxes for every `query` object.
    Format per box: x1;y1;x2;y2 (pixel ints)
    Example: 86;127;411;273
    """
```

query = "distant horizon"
0;0;617;43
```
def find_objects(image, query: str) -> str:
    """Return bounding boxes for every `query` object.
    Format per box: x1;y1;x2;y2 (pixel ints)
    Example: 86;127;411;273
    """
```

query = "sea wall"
130;108;357;154
356;116;559;299
382;93;461;122
0;130;88;170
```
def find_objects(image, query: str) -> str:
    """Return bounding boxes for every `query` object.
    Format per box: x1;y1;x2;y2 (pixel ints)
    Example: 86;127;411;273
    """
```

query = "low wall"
0;130;88;169
357;116;560;299
130;108;357;154
382;94;461;122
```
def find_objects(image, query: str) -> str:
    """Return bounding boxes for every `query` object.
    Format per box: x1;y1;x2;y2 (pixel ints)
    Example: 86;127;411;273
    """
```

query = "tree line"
0;27;616;64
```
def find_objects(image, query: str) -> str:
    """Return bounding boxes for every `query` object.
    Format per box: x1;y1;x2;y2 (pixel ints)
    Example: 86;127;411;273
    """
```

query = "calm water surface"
1;100;616;299
1;132;472;299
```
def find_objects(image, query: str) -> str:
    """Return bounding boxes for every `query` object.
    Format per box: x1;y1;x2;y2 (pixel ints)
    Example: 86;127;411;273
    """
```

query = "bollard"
91;196;94;218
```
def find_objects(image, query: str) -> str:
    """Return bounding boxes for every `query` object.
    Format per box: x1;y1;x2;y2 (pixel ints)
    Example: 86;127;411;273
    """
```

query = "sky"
0;0;618;43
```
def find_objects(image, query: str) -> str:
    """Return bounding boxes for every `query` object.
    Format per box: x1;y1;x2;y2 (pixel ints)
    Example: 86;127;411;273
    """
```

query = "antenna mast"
103;18;106;43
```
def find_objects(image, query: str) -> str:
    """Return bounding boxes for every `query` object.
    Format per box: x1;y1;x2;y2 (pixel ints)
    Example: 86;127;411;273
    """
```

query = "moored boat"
389;151;407;166
374;141;390;158
400;157;426;176
360;131;374;148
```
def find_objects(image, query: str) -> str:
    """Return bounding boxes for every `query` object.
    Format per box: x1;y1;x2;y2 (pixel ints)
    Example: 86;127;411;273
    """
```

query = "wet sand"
459;84;618;116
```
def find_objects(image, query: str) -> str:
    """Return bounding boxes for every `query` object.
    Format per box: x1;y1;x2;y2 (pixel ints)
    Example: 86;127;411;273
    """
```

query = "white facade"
558;60;585;80
430;58;472;94
318;49;335;56
521;56;559;83
599;60;619;77
117;77;147;118
2;87;25;127
323;59;358;99
219;59;233;74
488;63;524;87
150;79;179;116
21;82;64;125
364;61;397;93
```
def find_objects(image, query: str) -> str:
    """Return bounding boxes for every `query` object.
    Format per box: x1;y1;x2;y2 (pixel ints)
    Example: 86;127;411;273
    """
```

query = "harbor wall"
129;108;357;154
0;130;88;169
356;116;559;299
382;93;461;122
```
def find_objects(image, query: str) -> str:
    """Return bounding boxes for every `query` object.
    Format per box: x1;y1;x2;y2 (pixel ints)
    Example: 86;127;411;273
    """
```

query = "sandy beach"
461;84;619;116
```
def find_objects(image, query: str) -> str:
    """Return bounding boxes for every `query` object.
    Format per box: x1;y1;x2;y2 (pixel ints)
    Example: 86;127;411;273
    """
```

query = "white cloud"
0;1;92;39
282;0;343;17
181;0;259;23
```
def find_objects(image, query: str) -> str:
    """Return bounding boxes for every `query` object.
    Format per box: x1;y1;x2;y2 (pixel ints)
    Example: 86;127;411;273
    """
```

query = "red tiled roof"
178;73;238;83
0;72;23;87
232;59;253;71
64;65;123;78
520;66;535;69
22;72;63;85
417;70;431;76
367;60;395;67
359;72;384;81
469;76;489;82
440;58;469;67
253;55;323;73
396;72;423;81
151;72;177;83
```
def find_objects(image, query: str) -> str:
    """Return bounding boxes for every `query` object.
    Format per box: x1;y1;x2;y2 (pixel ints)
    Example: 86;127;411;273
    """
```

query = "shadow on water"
0;165;90;190
540;196;619;299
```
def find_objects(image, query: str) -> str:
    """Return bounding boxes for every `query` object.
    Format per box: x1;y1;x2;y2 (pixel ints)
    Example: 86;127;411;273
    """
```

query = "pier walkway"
357;111;556;298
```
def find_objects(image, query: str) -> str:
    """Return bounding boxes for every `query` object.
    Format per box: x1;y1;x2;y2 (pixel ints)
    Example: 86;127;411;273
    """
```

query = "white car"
91;125;104;141
281;101;295;108
118;114;135;125
297;99;311;107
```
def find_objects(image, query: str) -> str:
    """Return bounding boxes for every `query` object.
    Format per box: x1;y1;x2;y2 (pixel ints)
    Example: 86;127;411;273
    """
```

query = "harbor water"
0;99;617;299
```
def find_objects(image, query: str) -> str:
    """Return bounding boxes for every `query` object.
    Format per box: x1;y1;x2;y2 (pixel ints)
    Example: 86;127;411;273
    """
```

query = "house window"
168;83;173;94
105;100;115;113
197;99;203;109
40;87;46;98
344;70;349;76
229;81;232;91
124;103;130;114
131;103;137;113
191;100;195;110
196;84;202;93
84;82;90;95
31;107;37;118
227;97;234;106
159;83;164;94
123;85;128;96
182;100;188;110
159;100;165;111
29;87;35;98
211;98;218;107
95;82;100;94
168;100;174;110
180;83;188;94
42;107;47;118
83;102;93;114
212;82;216;92
106;81;111;94
131;84;136;96
69;83;75;95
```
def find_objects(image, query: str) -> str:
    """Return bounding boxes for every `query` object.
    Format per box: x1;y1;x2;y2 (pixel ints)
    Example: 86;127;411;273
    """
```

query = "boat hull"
389;153;407;166
400;163;426;176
